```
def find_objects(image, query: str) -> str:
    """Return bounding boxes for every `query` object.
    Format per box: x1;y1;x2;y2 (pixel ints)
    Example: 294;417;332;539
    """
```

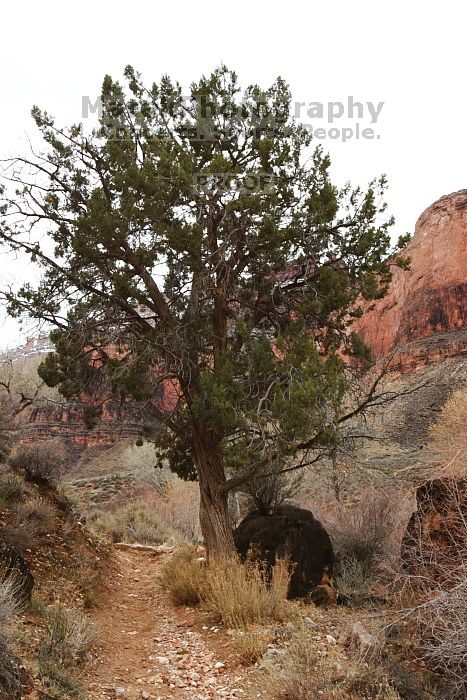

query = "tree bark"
194;431;236;559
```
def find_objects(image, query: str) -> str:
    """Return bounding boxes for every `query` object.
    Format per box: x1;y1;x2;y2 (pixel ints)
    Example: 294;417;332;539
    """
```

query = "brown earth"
84;546;251;700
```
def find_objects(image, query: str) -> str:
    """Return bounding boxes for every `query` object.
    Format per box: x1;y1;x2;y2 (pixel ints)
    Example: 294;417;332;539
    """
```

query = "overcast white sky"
0;0;465;349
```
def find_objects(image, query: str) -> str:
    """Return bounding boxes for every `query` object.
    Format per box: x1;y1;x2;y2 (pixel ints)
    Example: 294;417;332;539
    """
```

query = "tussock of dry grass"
38;605;97;698
231;628;271;664
201;556;293;629
159;545;207;606
0;471;23;503
88;502;170;545
15;496;56;526
161;548;294;628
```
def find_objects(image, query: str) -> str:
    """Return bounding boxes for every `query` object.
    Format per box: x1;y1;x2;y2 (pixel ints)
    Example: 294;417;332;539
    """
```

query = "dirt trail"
85;548;249;700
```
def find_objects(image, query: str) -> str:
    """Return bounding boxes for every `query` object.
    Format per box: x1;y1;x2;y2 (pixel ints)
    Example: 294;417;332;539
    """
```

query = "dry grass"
231;628;271;664
159;545;207;605
0;572;21;626
38;604;97;697
41;605;98;666
201;556;293;628
161;548;294;628
14;496;56;527
88;502;170;545
0;471;23;504
267;625;403;700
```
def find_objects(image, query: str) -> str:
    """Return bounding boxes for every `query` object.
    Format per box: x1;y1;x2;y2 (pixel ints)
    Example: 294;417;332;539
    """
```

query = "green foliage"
0;65;408;499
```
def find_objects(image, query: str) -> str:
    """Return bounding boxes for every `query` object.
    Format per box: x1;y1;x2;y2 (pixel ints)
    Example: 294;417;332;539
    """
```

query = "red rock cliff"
354;190;467;368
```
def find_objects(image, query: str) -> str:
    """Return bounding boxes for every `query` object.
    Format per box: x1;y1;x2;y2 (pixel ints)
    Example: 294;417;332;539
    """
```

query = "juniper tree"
0;66;409;555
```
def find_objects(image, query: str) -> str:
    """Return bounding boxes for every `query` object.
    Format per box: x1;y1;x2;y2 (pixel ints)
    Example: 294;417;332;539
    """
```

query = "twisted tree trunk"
194;430;236;558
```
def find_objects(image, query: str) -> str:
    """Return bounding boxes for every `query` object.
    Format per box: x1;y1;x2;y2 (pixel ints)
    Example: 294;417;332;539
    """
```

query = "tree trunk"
194;432;236;559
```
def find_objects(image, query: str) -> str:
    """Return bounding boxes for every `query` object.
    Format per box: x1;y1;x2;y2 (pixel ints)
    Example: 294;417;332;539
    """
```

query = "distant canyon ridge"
14;189;467;448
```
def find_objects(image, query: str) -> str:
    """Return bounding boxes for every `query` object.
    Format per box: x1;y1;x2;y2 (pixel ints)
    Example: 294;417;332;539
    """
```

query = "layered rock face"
354;190;467;369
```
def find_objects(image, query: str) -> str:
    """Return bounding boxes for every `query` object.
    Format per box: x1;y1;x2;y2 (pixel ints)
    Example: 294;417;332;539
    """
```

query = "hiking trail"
84;547;251;700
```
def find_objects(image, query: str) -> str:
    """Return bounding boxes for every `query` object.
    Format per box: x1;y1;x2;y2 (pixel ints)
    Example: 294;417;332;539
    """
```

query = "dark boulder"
0;542;34;605
234;504;334;599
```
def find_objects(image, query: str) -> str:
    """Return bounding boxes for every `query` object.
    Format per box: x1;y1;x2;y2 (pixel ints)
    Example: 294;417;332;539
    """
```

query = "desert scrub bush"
9;439;68;486
402;574;467;699
0;471;23;503
14;496;56;528
268;625;403;700
42;605;97;664
160;545;207;605
151;479;201;541
327;489;405;569
38;605;97;695
231;628;271;664
88;502;170;544
334;554;377;602
0;572;20;626
202;557;292;628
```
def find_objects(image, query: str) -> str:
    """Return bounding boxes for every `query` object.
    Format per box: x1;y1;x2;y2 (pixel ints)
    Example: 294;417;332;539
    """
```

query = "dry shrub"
240;460;304;513
231;628;271;664
151;479;201;541
14;497;56;528
0;573;20;626
88;502;170;545
334;555;377;602
328;489;407;568
268;625;402;700
159;545;207;605
9;440;68;486
202;557;292;628
0;471;23;504
41;605;97;665
412;576;467;698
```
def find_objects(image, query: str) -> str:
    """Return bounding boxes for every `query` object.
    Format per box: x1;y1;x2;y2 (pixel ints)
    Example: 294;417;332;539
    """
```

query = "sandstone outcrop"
354;190;466;369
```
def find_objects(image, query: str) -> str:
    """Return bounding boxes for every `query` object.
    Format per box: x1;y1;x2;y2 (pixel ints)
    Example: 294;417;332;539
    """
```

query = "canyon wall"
353;189;466;369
